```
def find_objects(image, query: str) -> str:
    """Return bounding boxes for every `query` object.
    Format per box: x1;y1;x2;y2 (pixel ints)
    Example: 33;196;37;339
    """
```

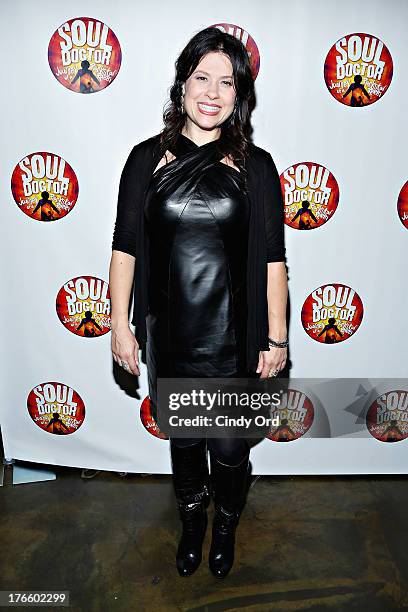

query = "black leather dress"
144;133;249;416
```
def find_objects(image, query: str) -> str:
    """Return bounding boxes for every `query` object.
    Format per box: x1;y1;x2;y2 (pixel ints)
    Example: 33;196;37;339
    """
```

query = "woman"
109;27;288;578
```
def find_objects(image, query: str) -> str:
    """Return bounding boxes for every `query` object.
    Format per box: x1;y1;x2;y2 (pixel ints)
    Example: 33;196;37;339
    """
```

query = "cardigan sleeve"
263;152;286;263
111;145;140;258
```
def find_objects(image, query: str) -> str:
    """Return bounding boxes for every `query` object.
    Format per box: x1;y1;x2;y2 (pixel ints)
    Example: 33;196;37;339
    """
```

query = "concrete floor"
1;464;408;611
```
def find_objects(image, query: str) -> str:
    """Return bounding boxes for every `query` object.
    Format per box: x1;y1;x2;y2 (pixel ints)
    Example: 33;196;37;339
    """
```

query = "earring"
181;84;185;114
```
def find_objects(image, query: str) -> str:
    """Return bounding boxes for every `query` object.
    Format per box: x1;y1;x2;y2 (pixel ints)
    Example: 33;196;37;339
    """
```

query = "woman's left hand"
256;347;287;379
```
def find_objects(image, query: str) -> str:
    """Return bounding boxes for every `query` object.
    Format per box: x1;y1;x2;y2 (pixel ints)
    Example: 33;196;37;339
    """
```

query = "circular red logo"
267;389;315;441
140;396;168;439
27;382;85;434
397;181;408;229
48;17;122;93
324;33;393;106
281;162;339;229
11;152;78;221
56;276;111;337
301;283;364;343
366;390;408;442
210;23;260;80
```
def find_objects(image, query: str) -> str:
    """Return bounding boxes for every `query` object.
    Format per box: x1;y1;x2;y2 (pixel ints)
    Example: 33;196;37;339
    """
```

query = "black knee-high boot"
208;450;250;578
170;440;211;577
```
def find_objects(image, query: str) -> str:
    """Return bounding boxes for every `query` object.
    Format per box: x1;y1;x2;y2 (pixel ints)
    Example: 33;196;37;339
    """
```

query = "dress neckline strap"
171;132;223;158
178;132;220;147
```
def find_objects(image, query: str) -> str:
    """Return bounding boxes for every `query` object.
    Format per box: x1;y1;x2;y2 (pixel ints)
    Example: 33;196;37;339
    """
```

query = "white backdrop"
1;0;407;474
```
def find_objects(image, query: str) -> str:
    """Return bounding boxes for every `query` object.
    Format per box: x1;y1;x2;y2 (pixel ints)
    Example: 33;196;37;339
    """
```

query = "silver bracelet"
268;336;288;348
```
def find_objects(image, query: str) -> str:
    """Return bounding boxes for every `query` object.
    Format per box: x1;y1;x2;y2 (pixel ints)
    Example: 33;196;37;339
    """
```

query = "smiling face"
183;51;236;134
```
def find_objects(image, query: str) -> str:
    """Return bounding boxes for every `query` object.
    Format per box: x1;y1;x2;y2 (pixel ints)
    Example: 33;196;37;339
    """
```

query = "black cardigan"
112;133;286;373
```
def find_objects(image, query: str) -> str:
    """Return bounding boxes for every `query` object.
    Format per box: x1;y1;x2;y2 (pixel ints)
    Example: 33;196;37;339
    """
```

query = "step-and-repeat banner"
1;0;407;474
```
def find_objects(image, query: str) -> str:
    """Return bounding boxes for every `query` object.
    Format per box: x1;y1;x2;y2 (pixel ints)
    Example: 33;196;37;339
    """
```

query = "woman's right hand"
111;324;140;376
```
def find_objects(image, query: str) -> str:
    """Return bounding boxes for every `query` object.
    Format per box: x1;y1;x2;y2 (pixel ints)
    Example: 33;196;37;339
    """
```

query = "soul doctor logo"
140;397;168;440
210;23;260;80
281;162;339;229
27;382;85;435
267;389;314;441
11;152;78;221
397;181;408;229
48;17;122;93
56;276;111;337
366;390;408;442
324;33;393;106
301;283;364;343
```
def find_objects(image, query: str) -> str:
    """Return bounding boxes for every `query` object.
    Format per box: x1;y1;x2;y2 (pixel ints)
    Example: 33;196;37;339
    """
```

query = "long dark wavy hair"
159;27;256;174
